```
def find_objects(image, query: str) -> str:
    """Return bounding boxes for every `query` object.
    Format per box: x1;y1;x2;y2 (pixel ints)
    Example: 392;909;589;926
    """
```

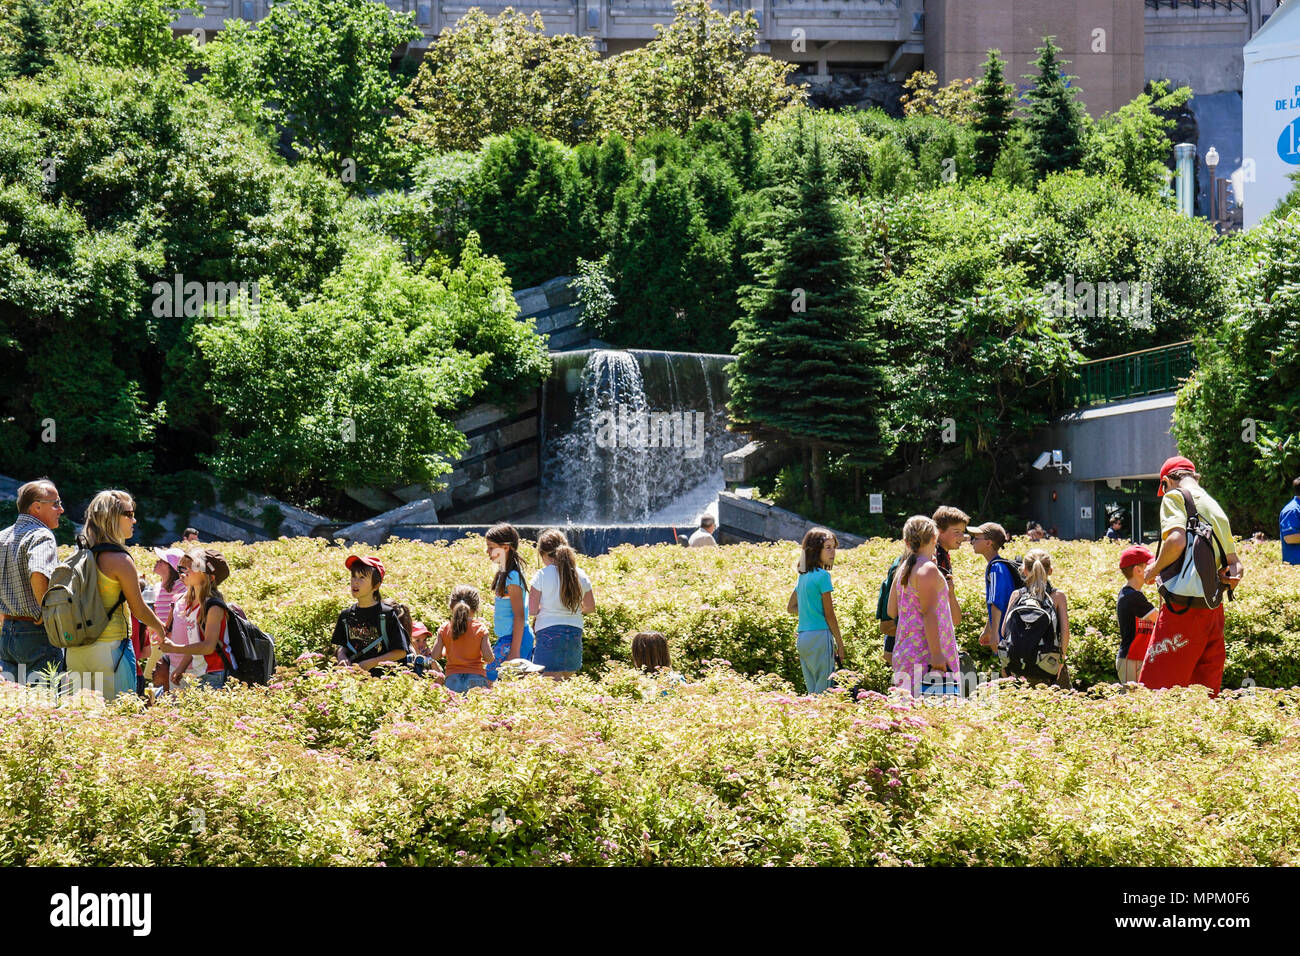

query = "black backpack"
998;587;1060;677
989;556;1026;594
204;597;277;686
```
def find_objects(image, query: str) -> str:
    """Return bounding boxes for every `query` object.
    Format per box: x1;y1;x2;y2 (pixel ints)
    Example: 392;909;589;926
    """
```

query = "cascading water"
536;349;747;524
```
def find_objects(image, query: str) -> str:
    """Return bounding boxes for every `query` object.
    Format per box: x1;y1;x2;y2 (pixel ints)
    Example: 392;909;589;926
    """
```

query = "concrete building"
925;0;1146;118
175;1;1276;115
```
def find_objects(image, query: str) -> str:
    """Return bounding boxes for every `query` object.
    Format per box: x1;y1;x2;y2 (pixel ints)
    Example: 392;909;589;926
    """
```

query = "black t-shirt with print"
331;602;409;676
1115;585;1155;658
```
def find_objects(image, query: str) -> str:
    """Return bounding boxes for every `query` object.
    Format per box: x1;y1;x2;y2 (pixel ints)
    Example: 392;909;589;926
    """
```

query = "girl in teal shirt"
786;527;844;694
485;522;534;681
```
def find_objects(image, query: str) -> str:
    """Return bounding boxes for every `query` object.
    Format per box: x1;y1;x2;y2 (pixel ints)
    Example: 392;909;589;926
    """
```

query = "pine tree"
1022;37;1085;179
4;0;54;78
972;49;1015;178
728;124;886;512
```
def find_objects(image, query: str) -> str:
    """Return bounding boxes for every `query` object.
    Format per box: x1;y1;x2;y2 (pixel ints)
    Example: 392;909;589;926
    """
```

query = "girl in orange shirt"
432;585;494;693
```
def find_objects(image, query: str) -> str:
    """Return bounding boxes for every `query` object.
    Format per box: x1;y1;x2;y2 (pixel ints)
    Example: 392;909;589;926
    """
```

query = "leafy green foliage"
47;0;201;71
0;60;546;516
0;0;54;78
394;8;601;153
1173;215;1300;531
1084;81;1190;199
395;0;803;154
195;235;546;499
463;129;593;290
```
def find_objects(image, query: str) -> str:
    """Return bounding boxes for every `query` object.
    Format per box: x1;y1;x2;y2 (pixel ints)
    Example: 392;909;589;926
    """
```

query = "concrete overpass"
1028;342;1193;543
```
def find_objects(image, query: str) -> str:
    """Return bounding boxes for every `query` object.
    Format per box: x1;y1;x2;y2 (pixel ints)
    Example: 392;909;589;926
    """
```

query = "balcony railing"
1066;340;1196;408
1144;0;1248;11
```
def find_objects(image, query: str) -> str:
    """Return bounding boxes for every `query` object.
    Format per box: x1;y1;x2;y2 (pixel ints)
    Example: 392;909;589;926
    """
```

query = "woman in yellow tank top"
64;491;168;703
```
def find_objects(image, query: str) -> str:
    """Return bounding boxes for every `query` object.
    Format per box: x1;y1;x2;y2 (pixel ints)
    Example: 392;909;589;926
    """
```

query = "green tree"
394;8;602;153
196;241;500;502
0;0;54;78
594;0;804;139
204;0;419;189
729;131;886;512
465;128;591;289
604;161;733;352
1023;37;1086;179
972;49;1014;178
1084;81;1192;198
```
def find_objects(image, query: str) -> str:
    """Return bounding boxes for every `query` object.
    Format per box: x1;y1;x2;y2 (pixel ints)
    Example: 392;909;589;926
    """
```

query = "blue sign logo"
1279;117;1300;165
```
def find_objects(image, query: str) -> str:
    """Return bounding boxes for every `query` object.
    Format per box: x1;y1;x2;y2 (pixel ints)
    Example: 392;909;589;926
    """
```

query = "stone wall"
432;393;542;524
717;491;866;548
515;275;596;351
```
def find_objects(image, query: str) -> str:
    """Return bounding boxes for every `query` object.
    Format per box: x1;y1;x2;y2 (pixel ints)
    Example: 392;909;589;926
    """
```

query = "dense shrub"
4;657;1300;865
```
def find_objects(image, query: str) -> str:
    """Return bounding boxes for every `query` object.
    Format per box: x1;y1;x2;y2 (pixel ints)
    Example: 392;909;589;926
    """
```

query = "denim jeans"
445;672;489;694
198;671;227;690
532;625;583;673
0;617;63;684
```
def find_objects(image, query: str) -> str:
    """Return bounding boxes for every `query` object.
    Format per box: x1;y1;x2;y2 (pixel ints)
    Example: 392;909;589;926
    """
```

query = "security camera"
1033;451;1051;470
1051;450;1064;467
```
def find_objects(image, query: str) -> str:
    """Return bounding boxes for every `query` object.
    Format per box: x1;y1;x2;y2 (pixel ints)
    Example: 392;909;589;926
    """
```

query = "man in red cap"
1139;456;1243;694
1116;544;1157;684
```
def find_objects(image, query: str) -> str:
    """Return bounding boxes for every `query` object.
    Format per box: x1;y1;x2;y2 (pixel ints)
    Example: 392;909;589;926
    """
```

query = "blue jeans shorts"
532;625;583;673
445;672;490;694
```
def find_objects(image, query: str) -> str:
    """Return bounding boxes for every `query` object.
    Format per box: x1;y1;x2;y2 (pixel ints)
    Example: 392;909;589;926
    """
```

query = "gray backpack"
41;543;130;649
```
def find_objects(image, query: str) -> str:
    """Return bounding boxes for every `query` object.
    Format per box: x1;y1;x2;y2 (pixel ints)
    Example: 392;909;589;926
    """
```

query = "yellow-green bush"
4;663;1300;865
123;535;1300;692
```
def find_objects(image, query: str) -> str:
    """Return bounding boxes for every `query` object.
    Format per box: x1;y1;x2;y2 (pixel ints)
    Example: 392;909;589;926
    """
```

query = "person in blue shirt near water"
484;523;535;682
1282;476;1300;566
786;527;844;695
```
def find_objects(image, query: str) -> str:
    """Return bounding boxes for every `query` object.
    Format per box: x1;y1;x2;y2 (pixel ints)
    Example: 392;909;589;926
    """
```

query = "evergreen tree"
972;49;1014;178
728;126;886;512
5;0;54;78
1023;37;1085;179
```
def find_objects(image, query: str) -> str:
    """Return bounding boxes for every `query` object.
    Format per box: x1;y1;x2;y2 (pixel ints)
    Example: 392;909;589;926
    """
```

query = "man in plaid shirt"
1;478;64;683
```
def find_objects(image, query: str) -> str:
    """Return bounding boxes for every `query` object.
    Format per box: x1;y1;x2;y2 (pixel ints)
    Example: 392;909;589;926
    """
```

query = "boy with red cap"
1139;456;1243;695
331;555;409;676
1116;544;1157;684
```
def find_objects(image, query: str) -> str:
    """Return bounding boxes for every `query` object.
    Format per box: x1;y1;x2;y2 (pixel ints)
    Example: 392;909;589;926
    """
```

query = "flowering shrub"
119;535;1300;693
3;662;1300;865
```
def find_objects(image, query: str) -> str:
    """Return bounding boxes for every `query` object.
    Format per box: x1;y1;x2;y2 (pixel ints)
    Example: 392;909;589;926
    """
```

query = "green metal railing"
1066;341;1196;408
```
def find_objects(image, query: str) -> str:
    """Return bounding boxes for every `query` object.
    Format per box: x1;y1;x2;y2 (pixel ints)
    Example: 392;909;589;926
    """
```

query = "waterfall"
536;349;746;524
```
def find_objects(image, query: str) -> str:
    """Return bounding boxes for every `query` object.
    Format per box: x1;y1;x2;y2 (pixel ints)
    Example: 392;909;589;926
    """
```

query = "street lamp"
1206;146;1220;222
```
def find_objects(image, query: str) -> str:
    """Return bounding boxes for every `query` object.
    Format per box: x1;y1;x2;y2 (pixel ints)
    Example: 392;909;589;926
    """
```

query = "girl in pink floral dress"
888;515;963;695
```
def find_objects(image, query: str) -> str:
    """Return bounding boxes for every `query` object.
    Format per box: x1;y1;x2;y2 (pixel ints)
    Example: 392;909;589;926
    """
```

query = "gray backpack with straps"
41;542;130;649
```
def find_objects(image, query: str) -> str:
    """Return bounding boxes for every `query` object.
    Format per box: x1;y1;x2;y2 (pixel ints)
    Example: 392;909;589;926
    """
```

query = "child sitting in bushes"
407;621;444;680
787;527;844;695
431;585;493;693
330;555;410;677
630;632;686;688
1116;545;1158;685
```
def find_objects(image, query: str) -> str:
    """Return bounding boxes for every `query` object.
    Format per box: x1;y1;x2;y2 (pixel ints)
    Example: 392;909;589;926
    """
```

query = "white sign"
869;494;882;514
1244;6;1300;227
1080;506;1093;520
